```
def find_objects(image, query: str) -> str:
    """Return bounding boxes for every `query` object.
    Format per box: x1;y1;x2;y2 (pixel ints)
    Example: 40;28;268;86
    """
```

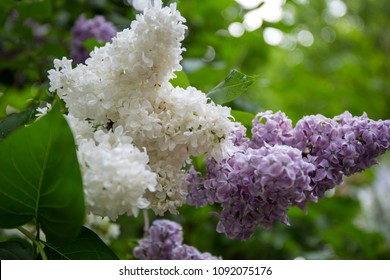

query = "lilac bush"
187;111;390;240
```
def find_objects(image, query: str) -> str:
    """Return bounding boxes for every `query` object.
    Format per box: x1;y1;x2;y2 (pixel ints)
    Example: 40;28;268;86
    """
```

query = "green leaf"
0;104;85;245
231;110;256;138
170;70;190;88
231;110;255;128
0;105;37;141
83;38;106;52
44;227;119;260
207;69;256;105
0;238;34;260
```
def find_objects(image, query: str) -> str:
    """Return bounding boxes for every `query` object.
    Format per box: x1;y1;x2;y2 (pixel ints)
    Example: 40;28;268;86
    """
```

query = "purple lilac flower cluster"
70;14;116;64
187;111;390;240
133;219;219;260
288;111;390;201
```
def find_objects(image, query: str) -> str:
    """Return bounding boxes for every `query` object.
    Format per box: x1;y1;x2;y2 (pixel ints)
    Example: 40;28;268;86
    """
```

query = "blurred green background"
1;0;390;259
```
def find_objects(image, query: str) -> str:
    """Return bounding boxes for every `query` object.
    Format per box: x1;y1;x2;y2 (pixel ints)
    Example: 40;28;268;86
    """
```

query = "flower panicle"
187;111;390;240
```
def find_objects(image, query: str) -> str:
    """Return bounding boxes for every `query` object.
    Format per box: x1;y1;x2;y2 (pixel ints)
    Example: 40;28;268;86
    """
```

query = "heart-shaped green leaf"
44;227;119;260
207;69;256;105
0;104;85;245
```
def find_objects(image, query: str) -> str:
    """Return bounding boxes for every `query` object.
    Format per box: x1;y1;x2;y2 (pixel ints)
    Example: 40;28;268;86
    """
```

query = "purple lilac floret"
187;110;390;240
133;219;220;260
70;14;116;64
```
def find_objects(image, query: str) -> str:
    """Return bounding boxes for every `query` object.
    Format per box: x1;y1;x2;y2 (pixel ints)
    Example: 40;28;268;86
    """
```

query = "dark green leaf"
207;69;256;105
0;238;33;260
0;105;37;141
0;104;85;245
44;227;119;260
170;71;190;88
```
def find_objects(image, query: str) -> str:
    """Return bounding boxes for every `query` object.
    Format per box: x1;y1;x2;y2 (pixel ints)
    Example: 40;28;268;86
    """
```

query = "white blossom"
77;132;156;220
48;0;236;217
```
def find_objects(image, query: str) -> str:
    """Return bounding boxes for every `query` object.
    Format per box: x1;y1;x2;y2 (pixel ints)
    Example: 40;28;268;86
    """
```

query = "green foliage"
0;104;37;140
0;238;34;260
207;69;256;105
16;0;53;20
231;110;255;136
83;38;106;52
44;227;119;260
170;70;191;88
1;0;390;260
0;104;84;245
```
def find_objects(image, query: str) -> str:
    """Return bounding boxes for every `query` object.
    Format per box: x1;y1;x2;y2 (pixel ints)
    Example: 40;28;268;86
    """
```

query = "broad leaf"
44;227;119;260
207;69;256;105
0;104;85;245
0;238;33;260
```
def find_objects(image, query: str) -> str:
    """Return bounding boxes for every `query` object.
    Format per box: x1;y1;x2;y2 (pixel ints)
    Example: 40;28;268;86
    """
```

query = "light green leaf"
0;104;84;245
44;227;119;260
170;70;190;88
207;69;256;105
231;110;255;128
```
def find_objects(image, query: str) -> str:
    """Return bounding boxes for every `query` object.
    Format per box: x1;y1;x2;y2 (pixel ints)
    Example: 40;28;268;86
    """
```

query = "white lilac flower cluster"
48;1;236;219
133;219;220;260
187;111;390;240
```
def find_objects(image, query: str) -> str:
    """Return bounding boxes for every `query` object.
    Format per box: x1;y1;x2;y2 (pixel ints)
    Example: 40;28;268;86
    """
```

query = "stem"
143;209;150;237
17;226;48;260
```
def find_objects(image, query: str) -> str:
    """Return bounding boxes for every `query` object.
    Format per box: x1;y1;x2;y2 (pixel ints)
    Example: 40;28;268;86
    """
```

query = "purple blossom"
133;219;219;260
187;111;390;240
133;219;183;260
70;14;116;64
293;112;390;199
188;141;315;240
